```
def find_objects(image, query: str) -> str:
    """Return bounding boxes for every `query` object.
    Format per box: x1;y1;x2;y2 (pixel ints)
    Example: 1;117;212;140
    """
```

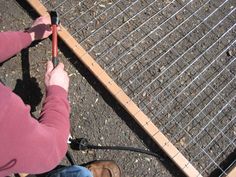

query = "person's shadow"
13;48;43;115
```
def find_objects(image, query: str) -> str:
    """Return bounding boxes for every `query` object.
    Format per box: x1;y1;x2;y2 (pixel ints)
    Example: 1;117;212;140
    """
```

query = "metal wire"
130;11;235;99
155;42;236;140
67;0;117;28
101;0;195;72
119;8;235;123
86;0;167;54
52;0;67;10
115;0;233;92
200;131;236;176
177;97;235;176
137;20;236;119
219;159;236;177
44;0;236;175
59;0;88;18
69;0;128;35
92;0;174;63
169;78;235;152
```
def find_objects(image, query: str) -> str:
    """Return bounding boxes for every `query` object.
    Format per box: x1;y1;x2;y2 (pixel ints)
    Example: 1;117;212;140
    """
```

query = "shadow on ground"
13;48;43;114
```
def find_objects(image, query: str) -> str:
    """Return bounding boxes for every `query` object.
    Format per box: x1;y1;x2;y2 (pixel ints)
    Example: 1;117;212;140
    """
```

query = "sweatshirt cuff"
46;85;68;98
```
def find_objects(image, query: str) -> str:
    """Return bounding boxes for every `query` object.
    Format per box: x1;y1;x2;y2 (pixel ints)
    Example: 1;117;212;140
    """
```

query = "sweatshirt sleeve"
0;31;32;63
0;84;70;176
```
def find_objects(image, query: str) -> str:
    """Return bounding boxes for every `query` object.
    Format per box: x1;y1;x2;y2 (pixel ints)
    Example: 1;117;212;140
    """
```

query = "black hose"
69;138;164;161
66;151;76;165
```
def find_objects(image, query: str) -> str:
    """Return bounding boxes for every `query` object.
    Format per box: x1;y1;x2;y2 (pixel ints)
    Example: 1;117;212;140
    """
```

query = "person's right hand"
45;61;69;92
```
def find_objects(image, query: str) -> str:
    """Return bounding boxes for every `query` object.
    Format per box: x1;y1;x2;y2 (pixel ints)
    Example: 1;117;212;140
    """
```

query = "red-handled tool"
50;11;60;68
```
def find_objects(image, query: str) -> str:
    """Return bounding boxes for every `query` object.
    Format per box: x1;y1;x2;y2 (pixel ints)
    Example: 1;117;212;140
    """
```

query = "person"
0;15;121;177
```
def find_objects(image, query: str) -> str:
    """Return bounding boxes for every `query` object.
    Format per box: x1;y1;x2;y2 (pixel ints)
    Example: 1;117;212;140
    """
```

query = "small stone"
180;137;186;146
142;91;147;97
88;150;94;154
227;50;233;56
99;4;106;8
160;66;166;72
123;16;128;22
175;14;181;20
68;73;74;77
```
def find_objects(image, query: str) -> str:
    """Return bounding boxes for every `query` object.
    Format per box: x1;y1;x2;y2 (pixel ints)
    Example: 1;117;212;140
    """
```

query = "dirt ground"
0;0;181;177
0;0;235;177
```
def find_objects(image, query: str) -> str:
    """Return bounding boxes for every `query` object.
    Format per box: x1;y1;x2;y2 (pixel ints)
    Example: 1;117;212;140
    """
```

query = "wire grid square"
41;0;236;176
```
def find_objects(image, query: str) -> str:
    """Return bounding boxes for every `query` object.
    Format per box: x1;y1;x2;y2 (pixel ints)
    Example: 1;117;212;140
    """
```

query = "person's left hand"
27;15;53;41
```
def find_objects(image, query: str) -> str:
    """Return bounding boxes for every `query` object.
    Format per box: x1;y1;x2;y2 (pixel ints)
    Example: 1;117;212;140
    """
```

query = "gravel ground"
0;0;235;177
0;1;179;177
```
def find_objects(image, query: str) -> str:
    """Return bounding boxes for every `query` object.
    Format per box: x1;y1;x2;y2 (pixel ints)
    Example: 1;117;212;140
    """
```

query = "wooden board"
26;0;202;176
225;164;236;177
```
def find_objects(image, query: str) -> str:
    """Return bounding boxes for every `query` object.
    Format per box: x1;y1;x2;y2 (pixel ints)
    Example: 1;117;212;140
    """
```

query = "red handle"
52;25;58;58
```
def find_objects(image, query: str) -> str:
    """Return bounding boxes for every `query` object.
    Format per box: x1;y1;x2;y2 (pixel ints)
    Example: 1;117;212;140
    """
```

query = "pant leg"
46;165;93;177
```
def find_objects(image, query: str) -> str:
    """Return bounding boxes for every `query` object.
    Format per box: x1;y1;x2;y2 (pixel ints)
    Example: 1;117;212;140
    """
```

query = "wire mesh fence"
41;0;235;176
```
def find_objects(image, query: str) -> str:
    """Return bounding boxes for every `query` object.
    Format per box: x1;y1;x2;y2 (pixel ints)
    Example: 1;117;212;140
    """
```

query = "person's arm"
0;16;52;63
24;62;70;174
24;85;70;174
0;85;70;175
0;61;70;176
0;32;32;62
23;62;70;174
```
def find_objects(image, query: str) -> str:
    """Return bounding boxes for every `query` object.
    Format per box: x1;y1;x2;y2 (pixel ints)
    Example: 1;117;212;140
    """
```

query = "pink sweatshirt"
0;32;70;176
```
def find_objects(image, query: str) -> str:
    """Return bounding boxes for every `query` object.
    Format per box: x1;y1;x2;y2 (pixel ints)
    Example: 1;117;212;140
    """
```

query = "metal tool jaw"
50;11;60;25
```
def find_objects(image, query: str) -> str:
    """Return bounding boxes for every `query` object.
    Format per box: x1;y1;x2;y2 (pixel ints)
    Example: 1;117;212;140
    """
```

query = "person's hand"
45;61;69;92
27;15;52;41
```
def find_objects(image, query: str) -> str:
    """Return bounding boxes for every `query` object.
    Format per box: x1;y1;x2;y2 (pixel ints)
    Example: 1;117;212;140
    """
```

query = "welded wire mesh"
42;0;235;176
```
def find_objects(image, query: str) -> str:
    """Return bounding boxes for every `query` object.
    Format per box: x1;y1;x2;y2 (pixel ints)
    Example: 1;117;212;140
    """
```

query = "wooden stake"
26;0;202;176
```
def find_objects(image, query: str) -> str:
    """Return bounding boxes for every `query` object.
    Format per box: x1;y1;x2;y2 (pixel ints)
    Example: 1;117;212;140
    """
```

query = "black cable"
88;144;164;160
66;151;76;165
69;138;164;162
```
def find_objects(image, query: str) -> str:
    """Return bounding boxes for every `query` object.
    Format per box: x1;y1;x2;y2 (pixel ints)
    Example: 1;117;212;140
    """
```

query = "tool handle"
52;25;58;68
